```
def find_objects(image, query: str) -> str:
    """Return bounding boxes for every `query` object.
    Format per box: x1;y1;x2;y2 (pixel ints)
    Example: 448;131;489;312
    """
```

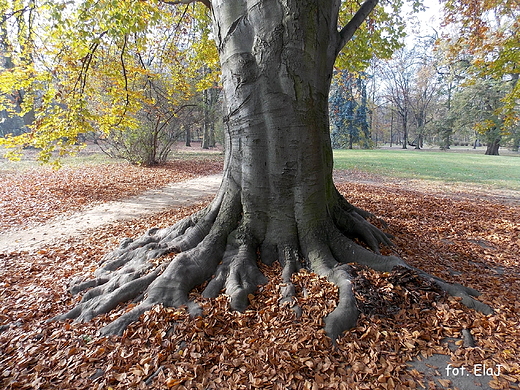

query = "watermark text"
445;364;503;377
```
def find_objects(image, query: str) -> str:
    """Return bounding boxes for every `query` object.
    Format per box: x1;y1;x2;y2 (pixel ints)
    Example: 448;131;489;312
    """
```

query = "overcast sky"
406;0;443;37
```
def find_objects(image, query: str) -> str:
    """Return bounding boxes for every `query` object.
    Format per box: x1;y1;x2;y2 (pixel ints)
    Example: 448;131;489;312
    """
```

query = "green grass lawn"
333;148;520;191
3;144;519;191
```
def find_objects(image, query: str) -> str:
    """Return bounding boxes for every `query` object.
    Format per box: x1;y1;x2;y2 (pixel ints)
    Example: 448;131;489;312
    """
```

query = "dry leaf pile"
1;174;519;389
0;157;223;232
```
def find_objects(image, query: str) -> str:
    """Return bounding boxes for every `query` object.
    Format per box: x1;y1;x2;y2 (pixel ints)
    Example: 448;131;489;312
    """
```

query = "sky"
405;0;443;39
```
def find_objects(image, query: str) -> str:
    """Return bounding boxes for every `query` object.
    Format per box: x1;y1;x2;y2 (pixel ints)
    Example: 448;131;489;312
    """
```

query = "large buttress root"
54;183;493;342
53;178;243;334
317;220;493;341
202;228;268;312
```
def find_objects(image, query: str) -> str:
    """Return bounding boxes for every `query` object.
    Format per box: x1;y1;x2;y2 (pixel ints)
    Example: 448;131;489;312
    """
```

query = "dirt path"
3;170;518;254
0;174;222;253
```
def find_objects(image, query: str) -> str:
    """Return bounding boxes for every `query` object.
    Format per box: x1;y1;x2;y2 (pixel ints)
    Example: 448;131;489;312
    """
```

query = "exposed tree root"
54;181;493;342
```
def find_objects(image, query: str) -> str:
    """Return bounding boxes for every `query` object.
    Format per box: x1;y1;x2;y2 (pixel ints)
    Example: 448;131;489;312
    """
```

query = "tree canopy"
441;0;519;150
0;0;418;164
0;0;218;164
1;0;518;159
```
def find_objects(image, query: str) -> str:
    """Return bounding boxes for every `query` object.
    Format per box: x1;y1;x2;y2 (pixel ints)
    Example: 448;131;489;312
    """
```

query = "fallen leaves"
0;170;519;389
0;157;223;232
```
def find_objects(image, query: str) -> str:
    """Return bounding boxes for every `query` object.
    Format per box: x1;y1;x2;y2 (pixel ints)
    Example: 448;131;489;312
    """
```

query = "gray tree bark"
55;0;492;341
485;136;500;155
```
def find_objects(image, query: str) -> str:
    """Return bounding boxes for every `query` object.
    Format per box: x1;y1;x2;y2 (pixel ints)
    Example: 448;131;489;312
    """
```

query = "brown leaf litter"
1;170;519;389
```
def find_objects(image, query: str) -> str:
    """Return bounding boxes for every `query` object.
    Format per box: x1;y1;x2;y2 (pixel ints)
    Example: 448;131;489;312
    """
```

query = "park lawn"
333;148;520;192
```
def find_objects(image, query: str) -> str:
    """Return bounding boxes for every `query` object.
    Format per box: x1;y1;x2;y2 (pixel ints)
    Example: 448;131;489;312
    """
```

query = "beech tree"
2;0;492;341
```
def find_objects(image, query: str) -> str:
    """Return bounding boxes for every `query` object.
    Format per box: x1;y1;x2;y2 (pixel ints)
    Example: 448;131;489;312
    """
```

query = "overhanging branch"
160;0;211;9
336;0;379;55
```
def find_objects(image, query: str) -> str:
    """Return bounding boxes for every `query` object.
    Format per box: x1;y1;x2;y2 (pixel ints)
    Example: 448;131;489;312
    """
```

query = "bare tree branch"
73;30;108;96
336;0;379;55
160;0;211;9
120;34;130;110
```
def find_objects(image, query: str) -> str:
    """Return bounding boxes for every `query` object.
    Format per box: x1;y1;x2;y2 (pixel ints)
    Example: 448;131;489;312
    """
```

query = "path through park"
0;174;222;253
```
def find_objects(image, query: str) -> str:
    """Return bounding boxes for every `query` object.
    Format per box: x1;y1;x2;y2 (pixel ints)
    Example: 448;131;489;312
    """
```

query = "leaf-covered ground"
1;165;519;389
0;156;223;232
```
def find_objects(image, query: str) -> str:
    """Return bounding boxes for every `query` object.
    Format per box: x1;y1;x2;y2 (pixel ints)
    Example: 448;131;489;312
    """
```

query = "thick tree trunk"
185;125;191;147
213;0;342;261
485;137;500;155
55;0;492;342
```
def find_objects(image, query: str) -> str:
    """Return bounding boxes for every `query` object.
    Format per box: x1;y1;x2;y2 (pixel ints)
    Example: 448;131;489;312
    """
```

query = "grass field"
3;144;520;191
333;148;520;191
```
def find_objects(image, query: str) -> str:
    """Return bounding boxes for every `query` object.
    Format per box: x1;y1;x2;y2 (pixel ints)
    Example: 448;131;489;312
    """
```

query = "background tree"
449;76;510;155
0;0;219;164
1;0;491;341
442;0;519;154
430;37;471;149
402;34;443;149
355;73;372;148
381;48;415;148
361;0;519;152
330;71;359;149
330;71;371;150
408;62;438;148
92;12;219;165
364;58;397;146
0;0;36;137
511;103;520;151
201;81;222;149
